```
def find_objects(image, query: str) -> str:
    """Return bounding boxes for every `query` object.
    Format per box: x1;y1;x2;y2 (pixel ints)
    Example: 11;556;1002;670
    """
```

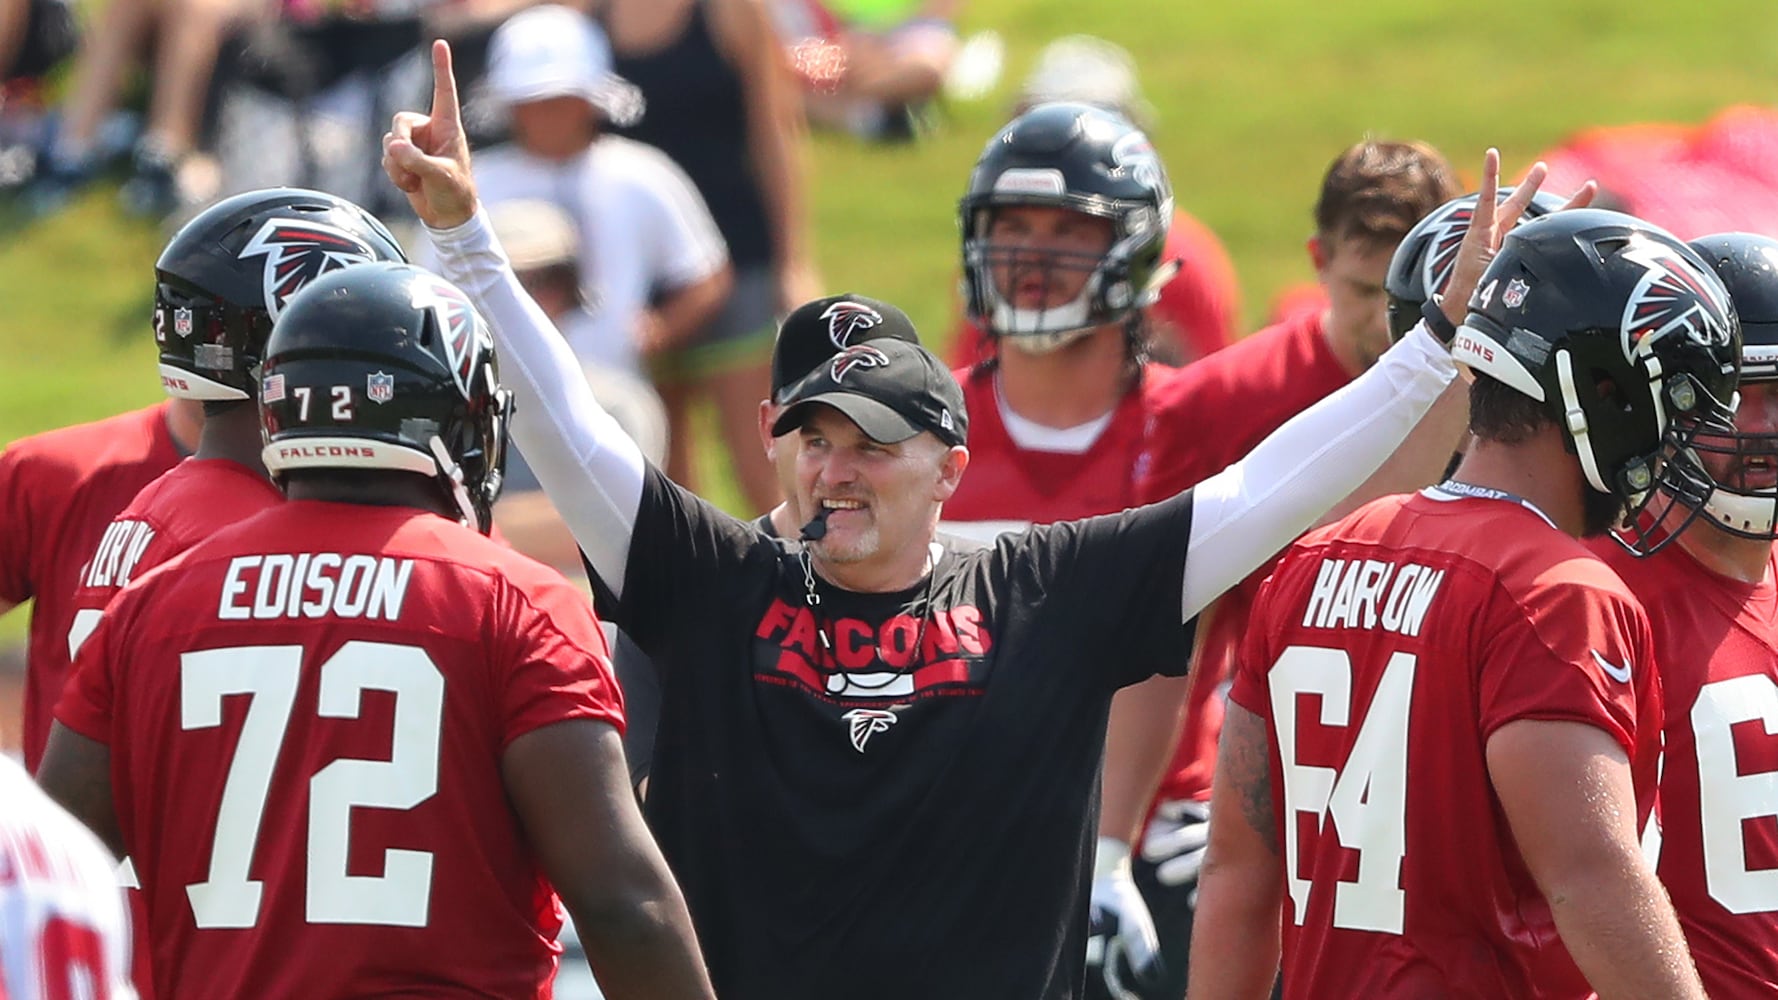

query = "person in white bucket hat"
417;4;733;375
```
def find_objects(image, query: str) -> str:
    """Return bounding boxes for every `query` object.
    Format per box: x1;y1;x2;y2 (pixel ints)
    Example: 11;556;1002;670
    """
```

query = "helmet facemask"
1607;366;1741;556
1681;379;1778;542
964;202;1156;354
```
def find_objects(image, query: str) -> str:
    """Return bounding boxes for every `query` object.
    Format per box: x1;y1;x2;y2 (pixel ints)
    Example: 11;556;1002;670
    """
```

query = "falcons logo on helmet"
1621;237;1735;360
410;276;490;397
830;343;890;382
841;708;898;752
238;218;382;320
822;300;884;349
1419;201;1475;300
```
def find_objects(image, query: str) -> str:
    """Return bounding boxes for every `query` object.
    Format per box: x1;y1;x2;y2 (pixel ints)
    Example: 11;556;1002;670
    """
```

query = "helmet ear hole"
1591;370;1633;416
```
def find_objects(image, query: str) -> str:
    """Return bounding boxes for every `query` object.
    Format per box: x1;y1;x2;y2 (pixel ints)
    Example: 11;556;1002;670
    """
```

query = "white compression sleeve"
1179;323;1458;622
427;207;646;599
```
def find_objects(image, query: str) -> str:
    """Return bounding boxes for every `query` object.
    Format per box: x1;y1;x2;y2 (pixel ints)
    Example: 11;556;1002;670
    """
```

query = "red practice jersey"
69;458;284;660
949;208;1242;369
1232;488;1661;999
941;363;1180;539
1595;537;1778;998
56;500;624;1000
1142;308;1353;806
0;755;135;999
0;403;182;771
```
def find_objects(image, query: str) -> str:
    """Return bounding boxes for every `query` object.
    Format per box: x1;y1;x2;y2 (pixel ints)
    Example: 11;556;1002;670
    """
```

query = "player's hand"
1440;149;1548;328
1140;798;1210;894
1086;837;1162;1000
382;39;477;230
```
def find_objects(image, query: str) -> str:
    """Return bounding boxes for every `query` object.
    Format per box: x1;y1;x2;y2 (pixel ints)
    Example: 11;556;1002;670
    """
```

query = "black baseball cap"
771;340;968;447
770;293;922;402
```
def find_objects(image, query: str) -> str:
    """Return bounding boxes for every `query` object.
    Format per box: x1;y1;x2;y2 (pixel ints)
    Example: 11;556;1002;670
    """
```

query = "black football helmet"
959;101;1173;352
258;263;511;534
154;188;406;400
1385;186;1567;341
1685;232;1778;540
1452;209;1741;555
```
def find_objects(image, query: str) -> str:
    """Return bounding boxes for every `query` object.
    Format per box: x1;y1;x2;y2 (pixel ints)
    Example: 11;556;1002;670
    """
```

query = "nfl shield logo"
173;308;194;337
1503;278;1530;309
367;371;395;404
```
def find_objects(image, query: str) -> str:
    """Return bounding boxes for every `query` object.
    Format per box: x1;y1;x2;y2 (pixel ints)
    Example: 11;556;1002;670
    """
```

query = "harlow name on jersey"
1298;557;1448;636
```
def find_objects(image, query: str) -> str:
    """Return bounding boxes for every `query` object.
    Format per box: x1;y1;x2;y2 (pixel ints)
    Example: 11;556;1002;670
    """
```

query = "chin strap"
429;435;483;533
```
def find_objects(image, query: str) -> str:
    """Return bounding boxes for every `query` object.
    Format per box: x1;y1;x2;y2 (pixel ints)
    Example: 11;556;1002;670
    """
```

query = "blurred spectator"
602;0;818;513
0;0;76;188
950;36;1240;369
209;1;437;217
485;196;670;575
782;0;960;140
23;0;249;217
429;5;732;418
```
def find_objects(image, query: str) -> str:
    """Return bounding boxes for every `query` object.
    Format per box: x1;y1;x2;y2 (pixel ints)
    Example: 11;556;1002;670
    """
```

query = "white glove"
1086;836;1161;1000
1140;799;1211;892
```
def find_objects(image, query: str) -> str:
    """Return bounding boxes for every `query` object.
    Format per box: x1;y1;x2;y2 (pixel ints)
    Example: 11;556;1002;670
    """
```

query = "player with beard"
39;263;714;1000
1190;210;1735;999
1589;231;1778;998
384;41;1522;1000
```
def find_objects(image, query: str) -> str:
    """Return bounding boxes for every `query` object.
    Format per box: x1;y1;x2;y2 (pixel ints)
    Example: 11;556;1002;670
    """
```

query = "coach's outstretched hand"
383;40;477;230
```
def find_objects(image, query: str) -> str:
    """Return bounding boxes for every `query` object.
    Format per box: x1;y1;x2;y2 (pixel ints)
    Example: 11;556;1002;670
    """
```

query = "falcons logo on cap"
1621;238;1734;360
822;300;884;349
410;276;489;398
830;343;890;382
238;218;381;320
841;708;898;752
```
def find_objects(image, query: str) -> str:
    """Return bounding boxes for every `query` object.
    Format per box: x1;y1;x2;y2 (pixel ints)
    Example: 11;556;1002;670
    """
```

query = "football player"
1191;210;1730;999
38;263;714;1000
67;188;407;659
0;754;134;999
1590;231;1778;998
0;399;195;770
1121;139;1466;999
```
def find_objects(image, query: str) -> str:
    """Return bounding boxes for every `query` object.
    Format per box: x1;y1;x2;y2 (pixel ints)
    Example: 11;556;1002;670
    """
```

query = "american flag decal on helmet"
238;218;381;320
411;275;488;398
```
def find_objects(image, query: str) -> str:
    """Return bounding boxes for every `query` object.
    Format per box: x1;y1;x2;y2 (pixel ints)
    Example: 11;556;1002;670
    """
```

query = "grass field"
0;0;1774;641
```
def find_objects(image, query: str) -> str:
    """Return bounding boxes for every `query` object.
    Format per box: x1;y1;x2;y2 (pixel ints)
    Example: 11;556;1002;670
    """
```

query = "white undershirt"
995;374;1114;454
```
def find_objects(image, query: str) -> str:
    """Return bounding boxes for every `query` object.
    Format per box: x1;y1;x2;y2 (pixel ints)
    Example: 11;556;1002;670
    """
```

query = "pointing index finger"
430;39;461;126
1471;148;1502;238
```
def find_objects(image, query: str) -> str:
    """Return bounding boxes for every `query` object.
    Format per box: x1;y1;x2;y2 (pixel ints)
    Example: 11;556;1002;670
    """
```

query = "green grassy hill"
0;0;1773;639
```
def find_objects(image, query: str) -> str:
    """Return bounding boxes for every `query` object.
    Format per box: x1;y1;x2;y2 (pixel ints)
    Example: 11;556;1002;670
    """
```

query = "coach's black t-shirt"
595;466;1197;1000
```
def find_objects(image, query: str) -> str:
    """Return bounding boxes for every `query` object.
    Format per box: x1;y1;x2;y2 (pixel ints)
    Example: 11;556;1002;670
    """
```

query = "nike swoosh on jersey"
1590;649;1632;684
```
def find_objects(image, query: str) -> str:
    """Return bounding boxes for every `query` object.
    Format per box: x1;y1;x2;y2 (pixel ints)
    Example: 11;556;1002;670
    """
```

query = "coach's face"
795;406;965;570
